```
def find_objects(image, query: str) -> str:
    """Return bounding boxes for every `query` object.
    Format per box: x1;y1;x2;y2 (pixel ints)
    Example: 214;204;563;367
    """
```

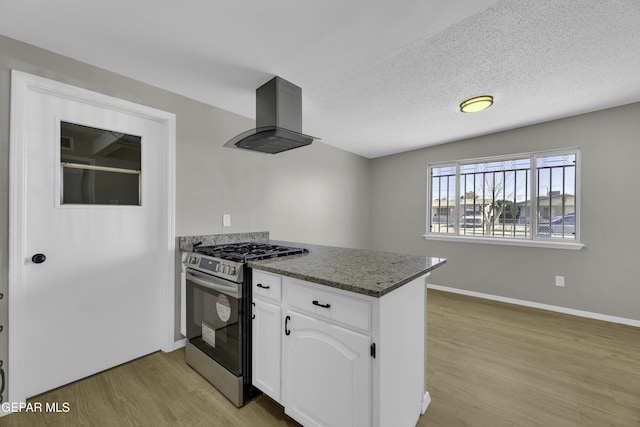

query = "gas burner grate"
194;242;307;262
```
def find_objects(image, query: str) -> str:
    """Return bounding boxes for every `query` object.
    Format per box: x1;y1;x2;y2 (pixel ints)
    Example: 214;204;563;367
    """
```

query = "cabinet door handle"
285;315;291;336
312;300;331;309
256;283;270;289
251;302;255;320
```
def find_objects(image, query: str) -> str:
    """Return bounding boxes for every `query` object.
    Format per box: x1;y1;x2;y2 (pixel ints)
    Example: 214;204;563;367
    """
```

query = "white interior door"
9;71;176;401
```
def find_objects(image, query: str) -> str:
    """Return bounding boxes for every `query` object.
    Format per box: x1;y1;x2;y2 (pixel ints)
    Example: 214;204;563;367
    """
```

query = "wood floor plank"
419;290;640;427
3;289;639;426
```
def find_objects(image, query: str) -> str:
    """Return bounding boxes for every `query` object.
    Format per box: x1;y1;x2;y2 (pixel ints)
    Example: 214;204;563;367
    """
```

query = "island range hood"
223;76;319;154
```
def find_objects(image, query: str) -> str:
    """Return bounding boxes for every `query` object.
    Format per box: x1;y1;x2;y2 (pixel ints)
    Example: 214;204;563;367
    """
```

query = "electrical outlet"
555;275;565;287
223;214;231;227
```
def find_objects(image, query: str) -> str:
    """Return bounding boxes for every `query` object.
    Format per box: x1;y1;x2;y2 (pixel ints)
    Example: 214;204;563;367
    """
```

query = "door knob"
31;253;47;264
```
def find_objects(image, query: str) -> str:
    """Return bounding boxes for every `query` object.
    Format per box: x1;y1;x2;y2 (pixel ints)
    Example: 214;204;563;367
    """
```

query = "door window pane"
60;121;141;205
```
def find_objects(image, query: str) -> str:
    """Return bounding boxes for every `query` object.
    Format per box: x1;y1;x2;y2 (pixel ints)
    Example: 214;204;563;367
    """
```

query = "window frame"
425;148;584;250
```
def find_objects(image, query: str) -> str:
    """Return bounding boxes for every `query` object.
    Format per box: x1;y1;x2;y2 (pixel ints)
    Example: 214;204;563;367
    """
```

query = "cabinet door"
284;310;371;427
252;298;282;403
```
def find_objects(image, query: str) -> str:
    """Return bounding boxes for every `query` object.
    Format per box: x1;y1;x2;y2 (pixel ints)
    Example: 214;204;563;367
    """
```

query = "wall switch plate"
223;214;231;227
555;276;565;287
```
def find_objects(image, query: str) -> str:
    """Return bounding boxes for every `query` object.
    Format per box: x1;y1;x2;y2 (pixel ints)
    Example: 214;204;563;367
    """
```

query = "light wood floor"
3;289;639;426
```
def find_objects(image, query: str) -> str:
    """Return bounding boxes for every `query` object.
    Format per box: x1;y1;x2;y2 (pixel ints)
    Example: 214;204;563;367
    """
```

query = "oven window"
60;121;141;205
186;280;242;376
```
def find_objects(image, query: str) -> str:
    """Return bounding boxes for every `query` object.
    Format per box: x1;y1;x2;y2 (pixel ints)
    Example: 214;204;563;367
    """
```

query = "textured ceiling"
1;0;640;158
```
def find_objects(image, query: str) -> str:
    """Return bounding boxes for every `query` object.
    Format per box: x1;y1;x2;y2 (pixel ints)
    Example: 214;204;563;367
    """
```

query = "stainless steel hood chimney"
223;76;319;154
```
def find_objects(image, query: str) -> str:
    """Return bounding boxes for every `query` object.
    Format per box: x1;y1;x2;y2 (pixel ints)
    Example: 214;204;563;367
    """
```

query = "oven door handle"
186;270;240;299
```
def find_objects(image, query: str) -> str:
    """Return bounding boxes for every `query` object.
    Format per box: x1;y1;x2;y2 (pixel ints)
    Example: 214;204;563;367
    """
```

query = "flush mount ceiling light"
460;95;493;113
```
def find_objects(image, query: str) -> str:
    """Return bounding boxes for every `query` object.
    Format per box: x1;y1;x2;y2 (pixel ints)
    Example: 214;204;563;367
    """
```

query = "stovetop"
193;242;308;263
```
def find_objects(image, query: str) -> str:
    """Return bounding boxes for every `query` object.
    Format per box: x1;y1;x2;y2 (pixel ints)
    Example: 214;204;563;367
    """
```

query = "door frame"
8;70;177;405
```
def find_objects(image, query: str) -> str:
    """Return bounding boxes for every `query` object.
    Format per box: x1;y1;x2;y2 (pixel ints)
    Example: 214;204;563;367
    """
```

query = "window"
60;121;142;205
427;149;581;248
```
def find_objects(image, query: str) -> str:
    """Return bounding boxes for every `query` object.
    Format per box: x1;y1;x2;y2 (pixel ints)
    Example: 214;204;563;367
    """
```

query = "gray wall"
0;35;371;394
370;102;640;321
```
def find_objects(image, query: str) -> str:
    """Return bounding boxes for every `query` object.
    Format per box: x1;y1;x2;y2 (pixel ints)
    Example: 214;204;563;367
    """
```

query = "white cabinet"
252;270;429;427
287;280;372;331
252;298;282;402
284;304;372;427
251;271;283;403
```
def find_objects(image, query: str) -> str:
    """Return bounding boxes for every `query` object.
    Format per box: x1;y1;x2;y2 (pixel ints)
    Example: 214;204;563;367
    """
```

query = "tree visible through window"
428;150;578;242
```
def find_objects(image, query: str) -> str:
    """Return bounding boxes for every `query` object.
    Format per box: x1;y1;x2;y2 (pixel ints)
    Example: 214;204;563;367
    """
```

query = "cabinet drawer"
253;270;282;302
287;281;371;331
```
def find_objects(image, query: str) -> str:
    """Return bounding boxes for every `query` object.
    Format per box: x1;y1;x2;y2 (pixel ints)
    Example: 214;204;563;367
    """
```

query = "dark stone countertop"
248;241;446;298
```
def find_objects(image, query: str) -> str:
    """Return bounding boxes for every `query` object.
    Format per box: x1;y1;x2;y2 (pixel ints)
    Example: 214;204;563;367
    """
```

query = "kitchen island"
248;241;446;427
178;233;445;426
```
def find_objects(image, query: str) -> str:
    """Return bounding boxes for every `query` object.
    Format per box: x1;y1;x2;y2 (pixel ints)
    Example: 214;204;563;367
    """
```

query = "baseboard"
421;391;431;414
168;338;187;352
427;284;640;328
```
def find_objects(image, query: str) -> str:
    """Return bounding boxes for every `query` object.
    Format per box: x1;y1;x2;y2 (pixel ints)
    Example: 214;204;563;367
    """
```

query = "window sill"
423;234;585;250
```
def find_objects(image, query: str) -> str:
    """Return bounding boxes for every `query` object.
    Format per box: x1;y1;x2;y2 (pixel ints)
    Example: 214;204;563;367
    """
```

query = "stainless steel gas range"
183;242;307;407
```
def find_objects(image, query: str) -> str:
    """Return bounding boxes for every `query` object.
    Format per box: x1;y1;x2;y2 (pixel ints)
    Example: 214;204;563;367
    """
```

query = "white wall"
370;102;640;321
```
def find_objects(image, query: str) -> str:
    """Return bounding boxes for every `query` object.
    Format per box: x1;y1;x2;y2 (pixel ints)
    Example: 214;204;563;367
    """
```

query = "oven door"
186;269;242;376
